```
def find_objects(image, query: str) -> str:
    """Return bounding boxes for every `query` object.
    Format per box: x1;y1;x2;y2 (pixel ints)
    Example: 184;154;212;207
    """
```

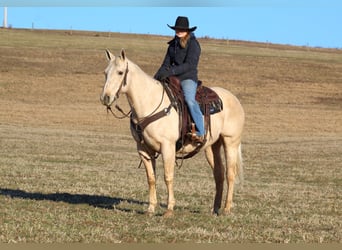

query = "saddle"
163;76;223;157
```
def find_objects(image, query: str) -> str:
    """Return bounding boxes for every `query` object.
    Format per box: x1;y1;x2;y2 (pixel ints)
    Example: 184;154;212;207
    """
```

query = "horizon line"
2;26;340;50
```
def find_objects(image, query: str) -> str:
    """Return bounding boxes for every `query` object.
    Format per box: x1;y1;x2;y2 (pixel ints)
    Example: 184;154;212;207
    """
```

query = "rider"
154;16;204;144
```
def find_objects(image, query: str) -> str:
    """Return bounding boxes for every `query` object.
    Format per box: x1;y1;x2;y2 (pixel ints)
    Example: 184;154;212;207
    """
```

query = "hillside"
0;28;341;242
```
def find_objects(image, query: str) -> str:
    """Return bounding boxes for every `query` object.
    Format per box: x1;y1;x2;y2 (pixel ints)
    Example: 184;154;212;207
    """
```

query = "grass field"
0;28;341;243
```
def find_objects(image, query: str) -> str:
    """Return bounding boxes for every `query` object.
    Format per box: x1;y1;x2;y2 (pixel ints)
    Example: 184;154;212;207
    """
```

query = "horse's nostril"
103;95;110;105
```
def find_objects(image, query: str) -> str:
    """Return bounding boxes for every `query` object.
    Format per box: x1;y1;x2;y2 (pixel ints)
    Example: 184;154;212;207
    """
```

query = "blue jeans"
181;79;205;136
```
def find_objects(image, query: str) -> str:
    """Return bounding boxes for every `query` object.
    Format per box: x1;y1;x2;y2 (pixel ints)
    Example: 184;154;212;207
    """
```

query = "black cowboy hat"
167;16;197;32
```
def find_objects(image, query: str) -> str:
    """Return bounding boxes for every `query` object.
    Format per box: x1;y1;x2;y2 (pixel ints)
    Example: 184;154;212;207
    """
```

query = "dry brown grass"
0;28;341;243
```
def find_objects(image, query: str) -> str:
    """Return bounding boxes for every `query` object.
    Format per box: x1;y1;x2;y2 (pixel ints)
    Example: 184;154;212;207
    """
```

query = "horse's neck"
126;61;166;118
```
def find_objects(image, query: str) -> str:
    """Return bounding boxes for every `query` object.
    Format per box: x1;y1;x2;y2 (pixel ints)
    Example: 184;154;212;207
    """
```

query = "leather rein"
106;62;174;138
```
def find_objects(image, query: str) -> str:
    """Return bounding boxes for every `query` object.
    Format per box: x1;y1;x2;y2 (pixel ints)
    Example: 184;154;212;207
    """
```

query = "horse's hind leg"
205;138;224;215
222;137;242;214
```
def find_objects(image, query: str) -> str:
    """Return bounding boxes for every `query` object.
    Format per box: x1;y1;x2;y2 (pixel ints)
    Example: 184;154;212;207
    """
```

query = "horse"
100;49;245;216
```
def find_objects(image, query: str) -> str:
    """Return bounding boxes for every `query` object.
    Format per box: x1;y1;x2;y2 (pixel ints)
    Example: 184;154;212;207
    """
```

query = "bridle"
114;62;129;100
106;62;131;119
105;61;171;163
106;62;170;125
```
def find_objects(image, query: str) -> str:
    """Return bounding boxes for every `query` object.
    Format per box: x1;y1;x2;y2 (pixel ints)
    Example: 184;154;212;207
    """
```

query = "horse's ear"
105;49;114;61
120;49;126;61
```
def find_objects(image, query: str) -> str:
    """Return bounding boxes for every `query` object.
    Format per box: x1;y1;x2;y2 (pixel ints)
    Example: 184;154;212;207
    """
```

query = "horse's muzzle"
100;94;112;107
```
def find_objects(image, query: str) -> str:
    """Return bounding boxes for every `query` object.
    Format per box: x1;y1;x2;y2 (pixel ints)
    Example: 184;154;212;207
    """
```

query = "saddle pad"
196;85;223;115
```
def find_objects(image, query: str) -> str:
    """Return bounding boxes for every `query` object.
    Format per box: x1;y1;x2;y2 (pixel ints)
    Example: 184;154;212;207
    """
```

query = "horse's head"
100;49;129;107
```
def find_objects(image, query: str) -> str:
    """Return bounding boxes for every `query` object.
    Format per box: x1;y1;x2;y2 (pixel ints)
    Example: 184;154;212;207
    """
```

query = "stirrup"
188;123;204;145
193;135;204;145
186;123;197;140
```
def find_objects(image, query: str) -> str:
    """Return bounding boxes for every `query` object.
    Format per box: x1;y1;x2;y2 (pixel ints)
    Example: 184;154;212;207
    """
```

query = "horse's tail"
235;143;244;187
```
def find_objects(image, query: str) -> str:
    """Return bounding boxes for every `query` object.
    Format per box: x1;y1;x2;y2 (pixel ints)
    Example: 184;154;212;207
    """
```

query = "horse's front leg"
161;143;176;217
139;151;157;215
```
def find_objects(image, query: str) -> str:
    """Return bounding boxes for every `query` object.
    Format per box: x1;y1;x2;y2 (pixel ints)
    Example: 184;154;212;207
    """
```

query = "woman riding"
154;16;204;144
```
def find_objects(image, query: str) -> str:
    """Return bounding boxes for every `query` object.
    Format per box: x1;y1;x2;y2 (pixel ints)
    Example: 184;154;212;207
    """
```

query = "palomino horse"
100;49;245;216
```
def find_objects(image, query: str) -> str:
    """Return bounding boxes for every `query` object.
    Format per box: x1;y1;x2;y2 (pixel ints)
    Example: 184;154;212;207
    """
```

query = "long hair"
180;32;191;48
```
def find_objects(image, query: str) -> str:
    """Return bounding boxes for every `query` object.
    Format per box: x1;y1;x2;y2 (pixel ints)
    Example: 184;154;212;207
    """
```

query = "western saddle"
130;76;223;159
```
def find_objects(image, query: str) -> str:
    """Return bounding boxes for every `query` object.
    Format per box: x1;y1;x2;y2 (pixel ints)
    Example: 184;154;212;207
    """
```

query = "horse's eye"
118;71;124;75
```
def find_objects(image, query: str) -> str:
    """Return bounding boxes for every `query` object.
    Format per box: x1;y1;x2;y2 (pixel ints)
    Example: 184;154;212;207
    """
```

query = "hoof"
212;210;220;216
163;209;174;218
145;211;155;217
145;206;156;217
212;206;221;216
223;208;232;215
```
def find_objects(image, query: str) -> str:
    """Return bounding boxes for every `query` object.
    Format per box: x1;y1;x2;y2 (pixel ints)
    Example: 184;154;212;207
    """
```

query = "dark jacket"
155;33;201;82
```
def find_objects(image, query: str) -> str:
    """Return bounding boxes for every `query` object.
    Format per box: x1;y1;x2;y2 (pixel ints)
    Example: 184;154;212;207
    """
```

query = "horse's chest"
142;132;161;151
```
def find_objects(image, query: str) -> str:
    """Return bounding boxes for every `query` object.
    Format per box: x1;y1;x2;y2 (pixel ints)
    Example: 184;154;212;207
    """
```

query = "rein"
106;104;131;119
131;86;168;129
107;62;168;123
105;63;173;163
